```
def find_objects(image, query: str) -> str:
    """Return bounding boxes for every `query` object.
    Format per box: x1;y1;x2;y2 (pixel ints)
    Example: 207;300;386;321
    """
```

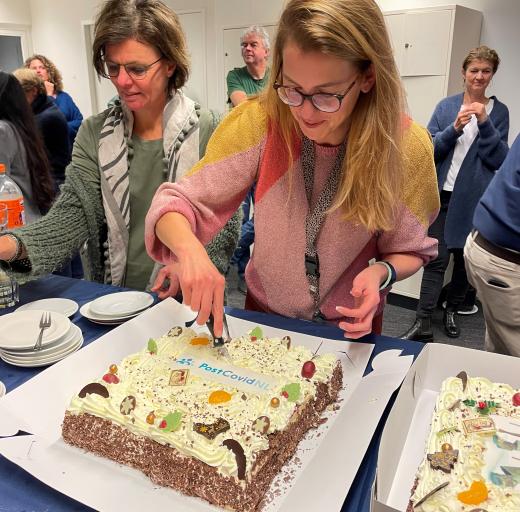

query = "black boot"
443;309;460;338
400;317;433;343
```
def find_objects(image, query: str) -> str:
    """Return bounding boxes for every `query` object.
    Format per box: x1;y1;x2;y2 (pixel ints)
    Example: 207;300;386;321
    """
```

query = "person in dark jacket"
465;134;520;357
13;68;70;189
401;46;509;343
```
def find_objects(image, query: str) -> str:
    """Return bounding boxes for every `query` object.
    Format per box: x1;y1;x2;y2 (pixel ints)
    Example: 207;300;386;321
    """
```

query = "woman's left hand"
151;264;180;300
336;264;385;339
467;102;488;124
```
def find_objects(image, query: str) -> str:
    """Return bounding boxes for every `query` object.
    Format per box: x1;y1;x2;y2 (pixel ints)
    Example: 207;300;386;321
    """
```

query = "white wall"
0;0;31;25
378;0;520;142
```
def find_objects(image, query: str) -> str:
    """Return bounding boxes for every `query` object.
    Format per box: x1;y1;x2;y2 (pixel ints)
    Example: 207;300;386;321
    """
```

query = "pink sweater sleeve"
145;101;267;263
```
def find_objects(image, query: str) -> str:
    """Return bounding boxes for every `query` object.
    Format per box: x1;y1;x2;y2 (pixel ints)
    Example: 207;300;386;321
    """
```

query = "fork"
33;312;52;351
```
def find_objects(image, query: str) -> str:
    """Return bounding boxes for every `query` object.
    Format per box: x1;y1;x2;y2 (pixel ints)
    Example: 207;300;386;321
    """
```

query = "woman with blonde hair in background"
145;0;439;338
26;54;83;147
0;0;239;293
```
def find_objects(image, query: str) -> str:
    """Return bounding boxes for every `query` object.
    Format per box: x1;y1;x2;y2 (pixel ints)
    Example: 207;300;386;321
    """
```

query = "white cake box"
0;298;414;512
371;342;520;512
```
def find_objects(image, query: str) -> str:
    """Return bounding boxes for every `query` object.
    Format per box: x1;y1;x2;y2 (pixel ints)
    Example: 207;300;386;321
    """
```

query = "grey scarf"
98;90;201;287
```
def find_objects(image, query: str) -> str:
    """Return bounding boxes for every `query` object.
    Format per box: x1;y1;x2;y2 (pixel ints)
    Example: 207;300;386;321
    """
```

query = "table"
0;275;424;512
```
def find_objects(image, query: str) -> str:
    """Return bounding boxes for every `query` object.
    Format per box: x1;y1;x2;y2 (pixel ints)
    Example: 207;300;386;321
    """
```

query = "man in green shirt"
226;25;270;106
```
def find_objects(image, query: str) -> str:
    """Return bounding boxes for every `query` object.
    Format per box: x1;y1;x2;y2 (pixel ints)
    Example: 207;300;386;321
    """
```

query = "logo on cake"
173;351;279;394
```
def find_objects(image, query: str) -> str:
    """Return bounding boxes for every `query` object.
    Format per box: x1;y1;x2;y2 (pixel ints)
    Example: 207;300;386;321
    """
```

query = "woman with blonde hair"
145;0;439;338
25;54;83;146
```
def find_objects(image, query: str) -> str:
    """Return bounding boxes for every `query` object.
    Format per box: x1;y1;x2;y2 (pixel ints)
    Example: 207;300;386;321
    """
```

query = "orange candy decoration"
109;364;118;374
146;412;156;425
208;390;232;404
190;337;210;346
457;480;488;505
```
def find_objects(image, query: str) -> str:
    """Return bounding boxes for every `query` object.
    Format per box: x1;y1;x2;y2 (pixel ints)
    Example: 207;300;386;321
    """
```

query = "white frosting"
412;376;520;511
66;328;339;480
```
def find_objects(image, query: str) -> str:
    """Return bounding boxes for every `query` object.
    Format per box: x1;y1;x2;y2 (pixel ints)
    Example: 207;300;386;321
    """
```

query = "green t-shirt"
124;135;164;290
226;66;270;102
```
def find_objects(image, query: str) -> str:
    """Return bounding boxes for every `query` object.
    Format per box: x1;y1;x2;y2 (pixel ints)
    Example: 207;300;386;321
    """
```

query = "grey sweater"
7;109;240;287
0;120;42;224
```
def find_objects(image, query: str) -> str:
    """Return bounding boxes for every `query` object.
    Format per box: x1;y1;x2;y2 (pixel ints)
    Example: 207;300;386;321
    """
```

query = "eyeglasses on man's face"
101;56;163;80
273;78;358;113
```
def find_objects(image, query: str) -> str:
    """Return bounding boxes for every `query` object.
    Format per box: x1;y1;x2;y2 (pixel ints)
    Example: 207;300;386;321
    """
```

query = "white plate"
0;380;5;398
0;310;71;351
80;301;144;324
1;334;82;364
89;291;153;317
0;324;82;359
17;298;79;318
0;335;83;367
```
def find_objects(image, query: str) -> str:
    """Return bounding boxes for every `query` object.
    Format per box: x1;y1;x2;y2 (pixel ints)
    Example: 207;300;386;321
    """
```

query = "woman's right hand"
0;235;18;261
454;106;474;132
44;80;55;97
175;243;226;334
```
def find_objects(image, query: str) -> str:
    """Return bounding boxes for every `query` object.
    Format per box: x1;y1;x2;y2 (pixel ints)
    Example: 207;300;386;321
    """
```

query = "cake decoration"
457;370;468;391
190;337;210;346
457;480;489;505
78;382;109;398
270;397;280;408
193;418;230;440
120;396;136;415
169;369;189;386
512;393;520;406
462;417;496;435
249;326;263;339
463;399;499;415
301;360;316;379
282;335;291;349
109;364;118;374
427;447;459;473
147;338;158;355
208;390;232;404
159;412;182;432
102;373;120;384
168;326;183;336
414;481;450;508
146;411;155;425
223;439;246;480
282;383;301;402
252;416;270;435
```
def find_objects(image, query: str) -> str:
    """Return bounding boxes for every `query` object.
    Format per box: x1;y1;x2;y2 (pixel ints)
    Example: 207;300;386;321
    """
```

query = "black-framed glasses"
273;78;358;113
101;57;163;80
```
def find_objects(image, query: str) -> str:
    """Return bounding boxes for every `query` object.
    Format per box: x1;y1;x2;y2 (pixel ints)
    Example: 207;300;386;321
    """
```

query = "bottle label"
1;198;25;228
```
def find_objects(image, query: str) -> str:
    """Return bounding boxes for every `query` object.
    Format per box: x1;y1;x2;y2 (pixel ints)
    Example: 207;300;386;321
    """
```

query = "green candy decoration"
249;326;263;339
282;383;301;402
147;338;158;355
161;411;183;432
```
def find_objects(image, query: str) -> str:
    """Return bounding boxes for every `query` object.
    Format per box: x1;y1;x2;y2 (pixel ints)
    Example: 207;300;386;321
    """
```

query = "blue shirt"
473;133;520;252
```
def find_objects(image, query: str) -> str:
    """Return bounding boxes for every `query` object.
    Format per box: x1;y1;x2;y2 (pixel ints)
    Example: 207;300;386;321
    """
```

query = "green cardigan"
8;108;240;287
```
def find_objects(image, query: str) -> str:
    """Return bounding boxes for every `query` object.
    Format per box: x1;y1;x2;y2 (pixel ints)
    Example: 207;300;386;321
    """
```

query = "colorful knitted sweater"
146;100;439;321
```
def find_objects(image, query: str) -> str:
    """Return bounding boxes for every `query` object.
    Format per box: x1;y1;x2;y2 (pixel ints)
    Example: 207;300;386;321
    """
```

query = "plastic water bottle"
0;163;25;229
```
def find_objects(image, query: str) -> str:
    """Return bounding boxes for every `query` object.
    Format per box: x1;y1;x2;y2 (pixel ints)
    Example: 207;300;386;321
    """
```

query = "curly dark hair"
0;72;56;212
92;0;190;92
25;54;64;93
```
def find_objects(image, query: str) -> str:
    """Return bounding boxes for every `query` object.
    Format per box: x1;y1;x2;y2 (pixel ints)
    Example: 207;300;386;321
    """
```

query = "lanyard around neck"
301;136;346;322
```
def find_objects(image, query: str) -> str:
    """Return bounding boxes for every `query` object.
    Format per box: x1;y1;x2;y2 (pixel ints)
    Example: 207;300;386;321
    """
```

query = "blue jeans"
231;186;255;277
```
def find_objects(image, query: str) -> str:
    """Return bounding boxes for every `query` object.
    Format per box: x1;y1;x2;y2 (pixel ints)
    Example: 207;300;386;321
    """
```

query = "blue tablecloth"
0;275;424;512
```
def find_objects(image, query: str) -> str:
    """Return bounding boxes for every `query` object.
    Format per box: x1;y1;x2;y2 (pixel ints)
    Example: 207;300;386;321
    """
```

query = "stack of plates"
80;291;153;325
0;310;83;368
0;380;5;397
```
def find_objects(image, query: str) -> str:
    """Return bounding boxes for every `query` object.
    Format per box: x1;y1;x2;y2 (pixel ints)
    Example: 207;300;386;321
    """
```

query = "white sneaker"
442;301;479;315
